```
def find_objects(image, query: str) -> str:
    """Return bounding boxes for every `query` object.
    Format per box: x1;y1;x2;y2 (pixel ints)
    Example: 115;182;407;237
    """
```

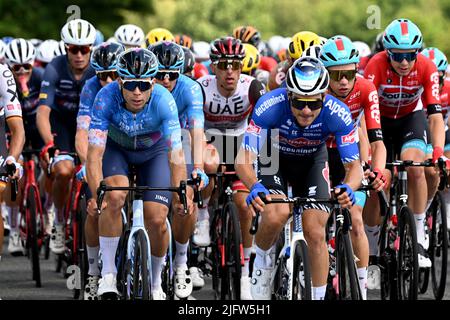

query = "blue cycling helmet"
94;30;105;46
421;47;448;72
383;19;423;50
116;48;158;79
319;35;359;67
2;36;14;45
90;42;125;71
286;56;329;96
148;41;185;70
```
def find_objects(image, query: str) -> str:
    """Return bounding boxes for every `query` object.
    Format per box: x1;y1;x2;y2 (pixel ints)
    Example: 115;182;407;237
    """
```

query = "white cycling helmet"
281;37;291;50
29;39;43;48
61;18;96;46
319;36;328;47
301;45;322;59
193;41;210;60
0;39;6;59
36;39;66;63
107;36;119;44
353;41;371;57
114;24;145;47
5;38;36;66
267;35;285;54
286;56;329;96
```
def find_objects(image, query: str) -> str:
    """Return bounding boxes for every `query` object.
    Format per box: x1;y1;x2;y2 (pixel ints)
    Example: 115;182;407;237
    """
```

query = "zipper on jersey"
133;113;137;150
395;76;403;119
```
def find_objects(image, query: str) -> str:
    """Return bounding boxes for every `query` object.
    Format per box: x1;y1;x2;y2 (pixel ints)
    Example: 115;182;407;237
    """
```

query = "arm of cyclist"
5;117;25;179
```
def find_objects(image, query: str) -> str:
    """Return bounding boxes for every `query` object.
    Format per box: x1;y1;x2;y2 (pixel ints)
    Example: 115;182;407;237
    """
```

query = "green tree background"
1;0;449;55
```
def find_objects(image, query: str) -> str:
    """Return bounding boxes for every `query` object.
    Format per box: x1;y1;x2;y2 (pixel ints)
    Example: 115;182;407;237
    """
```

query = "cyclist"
94;30;105;47
145;27;174;47
35;39;66;69
0;62;26;262
114;24;145;49
364;19;446;268
241;43;270;88
268;31;321;91
74;42;124;300
4;39;45;255
174;34;193;51
235;56;362;300
86;48;193;300
36;18;96;255
181;47;196;79
149;41;207;298
353;41;372;75
319;35;386;299
197;36;266;300
192;41;210;79
0;39;7;63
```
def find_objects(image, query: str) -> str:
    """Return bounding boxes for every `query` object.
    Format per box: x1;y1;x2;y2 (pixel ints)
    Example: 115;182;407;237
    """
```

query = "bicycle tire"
75;195;88;300
291;240;312;300
430;191;448;300
397;206;419;300
220;201;242;300
378;212;398;300
27;187;41;288
210;207;222;300
336;227;361;300
117;229;131;299
273;233;288;300
130;229;150;300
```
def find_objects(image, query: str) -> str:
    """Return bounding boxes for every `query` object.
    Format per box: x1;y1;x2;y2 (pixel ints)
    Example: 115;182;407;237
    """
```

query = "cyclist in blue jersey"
235;57;363;300
74;42;124;300
86;48;193;300
4;38;43;255
36;19;96;255
149;41;207;298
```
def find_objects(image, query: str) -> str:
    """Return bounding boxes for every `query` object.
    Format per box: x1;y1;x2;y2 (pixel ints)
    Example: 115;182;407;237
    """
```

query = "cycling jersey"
89;81;182;152
0;63;22;119
15;67;44;117
198;74;265;136
268;60;289;91
39;55;95;118
171;74;204;129
327;76;383;147
242;88;359;163
364;52;441;119
193;62;209;79
259;56;277;73
76;75;102;131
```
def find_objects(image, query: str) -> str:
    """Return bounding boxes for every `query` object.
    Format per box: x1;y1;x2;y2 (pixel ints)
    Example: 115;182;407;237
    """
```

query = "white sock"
357;267;368;300
7;206;20;232
414;212;426;247
364;224;380;256
313;285;327;300
242;247;252;277
86;246;100;276
99;237;120;277
254;245;273;269
197;197;210;221
151;255;165;291
175;240;188;268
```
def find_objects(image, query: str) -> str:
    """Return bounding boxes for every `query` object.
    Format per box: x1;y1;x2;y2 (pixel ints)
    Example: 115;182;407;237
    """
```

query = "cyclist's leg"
443;129;450;225
424;129;439;212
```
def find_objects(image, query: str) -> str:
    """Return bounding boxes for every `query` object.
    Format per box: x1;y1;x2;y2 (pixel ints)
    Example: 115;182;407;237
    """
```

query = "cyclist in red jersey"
364;19;446;268
320;36;386;299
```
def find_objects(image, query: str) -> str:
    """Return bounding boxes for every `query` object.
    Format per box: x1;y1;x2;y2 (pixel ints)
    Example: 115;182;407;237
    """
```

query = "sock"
242;247;252;277
197;197;210;221
313;285;327;300
357;267;368;300
175;240;189;268
44;192;53;212
99;237;120;277
7;206;20;232
54;207;65;226
254;245;273;269
414;212;426;248
151;255;165;291
364;224;380;256
86;246;100;276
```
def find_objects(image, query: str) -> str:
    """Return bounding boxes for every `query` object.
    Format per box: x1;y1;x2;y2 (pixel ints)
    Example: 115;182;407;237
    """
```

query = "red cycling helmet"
210;36;245;61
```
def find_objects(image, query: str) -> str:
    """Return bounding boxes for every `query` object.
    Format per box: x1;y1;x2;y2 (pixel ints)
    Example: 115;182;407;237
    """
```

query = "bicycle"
418;158;448;300
96;173;199;300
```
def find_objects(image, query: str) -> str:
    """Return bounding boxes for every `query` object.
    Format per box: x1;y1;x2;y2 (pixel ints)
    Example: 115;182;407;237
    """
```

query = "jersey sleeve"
363;56;381;88
77;78;97;131
0;65;22;118
421;59;442;115
361;80;383;142
39;63;59;110
158;93;182;152
248;79;266;107
88;87;111;148
185;81;205;130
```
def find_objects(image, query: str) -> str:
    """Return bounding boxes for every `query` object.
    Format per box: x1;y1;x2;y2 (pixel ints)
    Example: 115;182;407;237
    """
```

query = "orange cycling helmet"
174;34;193;50
288;31;321;60
145;28;174;47
233;25;261;48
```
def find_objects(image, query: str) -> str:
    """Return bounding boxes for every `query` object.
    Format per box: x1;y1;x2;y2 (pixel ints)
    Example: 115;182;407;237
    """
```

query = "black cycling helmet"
372;31;385;54
182;47;195;75
116;48;158;79
90;42;125;71
149;41;185;71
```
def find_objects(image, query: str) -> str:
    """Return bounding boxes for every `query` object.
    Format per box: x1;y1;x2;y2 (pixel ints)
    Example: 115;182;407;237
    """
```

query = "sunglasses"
121;79;153;92
328;69;357;82
66;45;92;55
290;98;323;111
96;70;119;81
155;71;180;81
216;60;242;71
11;64;33;72
388;50;418;63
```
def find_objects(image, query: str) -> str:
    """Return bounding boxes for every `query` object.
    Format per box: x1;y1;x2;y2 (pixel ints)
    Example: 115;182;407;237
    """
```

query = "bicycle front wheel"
336;228;361;300
27;187;41;288
291;240;312;300
397;206;418;300
130;229;150;300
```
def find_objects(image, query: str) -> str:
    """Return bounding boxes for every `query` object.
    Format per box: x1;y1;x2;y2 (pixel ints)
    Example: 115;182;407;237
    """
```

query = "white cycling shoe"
98;273;119;299
152;287;167;300
367;264;381;290
189;266;205;289
240;276;253;300
175;266;193;299
84;275;100;300
250;268;272;300
8;231;25;256
50;225;65;254
193;220;211;247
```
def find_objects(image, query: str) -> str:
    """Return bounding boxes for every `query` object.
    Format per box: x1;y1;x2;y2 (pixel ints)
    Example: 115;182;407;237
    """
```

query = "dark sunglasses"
11;64;33;72
388;50;418;63
290;98;323;111
96;70;119;81
121;79;153;92
155;71;180;81
328;69;357;82
216;60;242;71
66;45;92;55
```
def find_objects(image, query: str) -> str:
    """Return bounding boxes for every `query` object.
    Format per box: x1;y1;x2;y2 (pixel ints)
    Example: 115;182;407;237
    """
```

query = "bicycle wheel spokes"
292;240;312;300
130;230;150;300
